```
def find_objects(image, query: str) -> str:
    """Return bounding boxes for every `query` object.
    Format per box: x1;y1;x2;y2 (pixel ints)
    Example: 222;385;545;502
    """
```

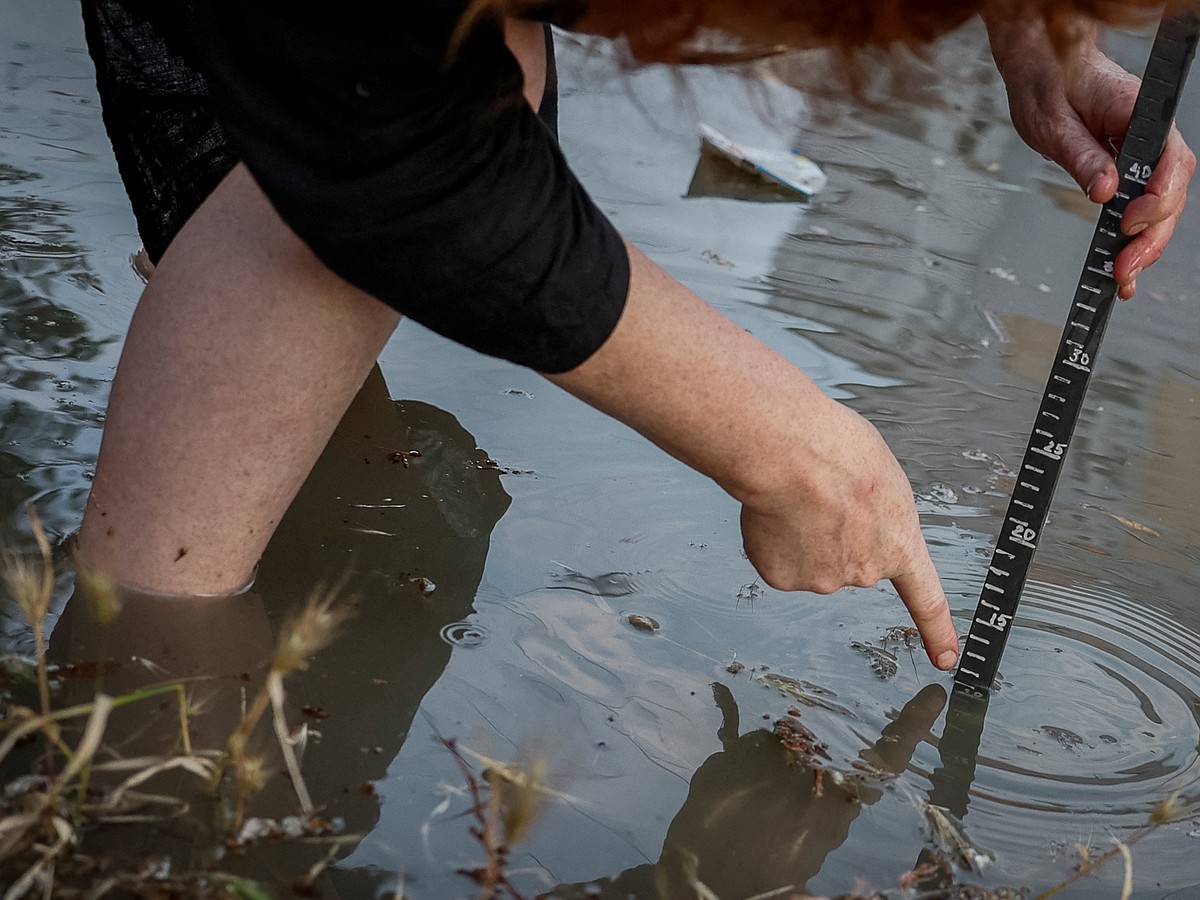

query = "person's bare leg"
76;164;400;594
76;20;550;596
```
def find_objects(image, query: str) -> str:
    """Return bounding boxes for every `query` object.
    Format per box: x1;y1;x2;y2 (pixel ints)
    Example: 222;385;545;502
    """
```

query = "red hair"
468;0;1181;63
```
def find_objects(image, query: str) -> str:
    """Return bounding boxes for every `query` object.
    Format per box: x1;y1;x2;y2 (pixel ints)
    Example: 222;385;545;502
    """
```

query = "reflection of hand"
551;245;959;671
860;682;947;777
987;15;1196;299
549;683;947;899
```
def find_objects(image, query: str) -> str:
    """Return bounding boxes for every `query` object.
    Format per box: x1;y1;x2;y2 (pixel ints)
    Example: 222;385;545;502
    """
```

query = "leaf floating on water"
925;803;993;874
1109;513;1161;537
851;641;898;680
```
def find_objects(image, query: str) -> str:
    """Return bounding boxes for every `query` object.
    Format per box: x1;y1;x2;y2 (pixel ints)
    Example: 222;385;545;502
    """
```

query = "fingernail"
1085;174;1103;200
1127;221;1148;235
936;650;958;670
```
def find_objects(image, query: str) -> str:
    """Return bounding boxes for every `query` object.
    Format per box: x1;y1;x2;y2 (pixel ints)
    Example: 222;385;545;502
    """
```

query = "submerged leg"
76;164;400;595
76;19;552;596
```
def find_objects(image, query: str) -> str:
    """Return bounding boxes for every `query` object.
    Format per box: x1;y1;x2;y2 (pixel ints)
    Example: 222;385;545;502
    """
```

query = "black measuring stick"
954;10;1200;697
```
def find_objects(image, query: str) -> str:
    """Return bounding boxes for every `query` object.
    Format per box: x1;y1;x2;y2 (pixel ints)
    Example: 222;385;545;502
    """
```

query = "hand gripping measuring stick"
954;9;1200;698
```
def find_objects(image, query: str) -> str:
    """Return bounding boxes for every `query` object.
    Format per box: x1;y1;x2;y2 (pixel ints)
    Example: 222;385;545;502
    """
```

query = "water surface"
2;5;1200;898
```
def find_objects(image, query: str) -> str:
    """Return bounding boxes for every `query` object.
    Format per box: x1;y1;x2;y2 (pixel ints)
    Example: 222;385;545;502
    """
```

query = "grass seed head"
1150;791;1184;825
76;567;122;626
3;552;52;631
271;585;353;675
235;753;272;796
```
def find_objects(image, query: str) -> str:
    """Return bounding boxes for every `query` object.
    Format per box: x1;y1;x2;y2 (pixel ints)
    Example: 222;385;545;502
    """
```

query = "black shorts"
80;0;560;265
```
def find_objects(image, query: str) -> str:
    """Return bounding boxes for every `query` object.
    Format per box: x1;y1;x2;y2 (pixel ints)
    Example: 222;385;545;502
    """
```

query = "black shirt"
193;0;630;373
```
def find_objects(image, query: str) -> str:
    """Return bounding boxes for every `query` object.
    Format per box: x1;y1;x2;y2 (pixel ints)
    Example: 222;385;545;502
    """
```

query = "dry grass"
0;520;359;898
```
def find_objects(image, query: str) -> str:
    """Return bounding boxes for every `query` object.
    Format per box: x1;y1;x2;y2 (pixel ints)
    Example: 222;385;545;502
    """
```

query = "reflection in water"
550;683;947;898
0;167;111;654
44;367;511;889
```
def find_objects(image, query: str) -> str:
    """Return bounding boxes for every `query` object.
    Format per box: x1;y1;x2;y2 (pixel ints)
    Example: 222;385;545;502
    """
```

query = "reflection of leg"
76;164;400;596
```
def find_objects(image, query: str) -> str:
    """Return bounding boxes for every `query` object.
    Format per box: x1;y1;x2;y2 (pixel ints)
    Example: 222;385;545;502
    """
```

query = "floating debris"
1109;513;1161;537
851;641;899;680
232;813;339;848
726;658;745;675
773;713;831;764
735;580;762;608
882;625;920;650
698;123;827;197
1037;725;1087;751
386;449;421;467
626;614;659;633
700;249;734;267
759;672;849;714
925;803;993;874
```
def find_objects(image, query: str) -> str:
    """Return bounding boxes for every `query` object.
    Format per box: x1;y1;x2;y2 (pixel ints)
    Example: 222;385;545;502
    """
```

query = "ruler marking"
956;8;1200;695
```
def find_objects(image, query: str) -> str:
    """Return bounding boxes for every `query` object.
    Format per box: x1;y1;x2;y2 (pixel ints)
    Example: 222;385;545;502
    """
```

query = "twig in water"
1117;841;1133;900
1033;793;1186;900
439;737;526;900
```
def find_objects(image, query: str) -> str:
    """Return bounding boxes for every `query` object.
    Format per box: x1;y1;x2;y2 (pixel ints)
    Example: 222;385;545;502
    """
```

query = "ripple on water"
950;578;1200;871
439;620;489;648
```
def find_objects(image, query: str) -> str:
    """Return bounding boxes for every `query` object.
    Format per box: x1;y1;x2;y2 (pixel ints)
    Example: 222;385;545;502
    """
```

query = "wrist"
983;10;1098;82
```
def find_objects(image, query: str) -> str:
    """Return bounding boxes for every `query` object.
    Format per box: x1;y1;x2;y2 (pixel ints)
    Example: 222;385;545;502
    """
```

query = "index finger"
891;547;959;671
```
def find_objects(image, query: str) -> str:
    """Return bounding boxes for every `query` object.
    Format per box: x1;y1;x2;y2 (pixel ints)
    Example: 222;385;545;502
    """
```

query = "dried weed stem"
4;506;57;773
1033;793;1187;900
440;737;527;900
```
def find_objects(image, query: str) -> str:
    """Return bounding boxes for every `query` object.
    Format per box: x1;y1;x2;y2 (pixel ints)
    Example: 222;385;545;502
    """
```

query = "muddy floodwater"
3;3;1200;898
